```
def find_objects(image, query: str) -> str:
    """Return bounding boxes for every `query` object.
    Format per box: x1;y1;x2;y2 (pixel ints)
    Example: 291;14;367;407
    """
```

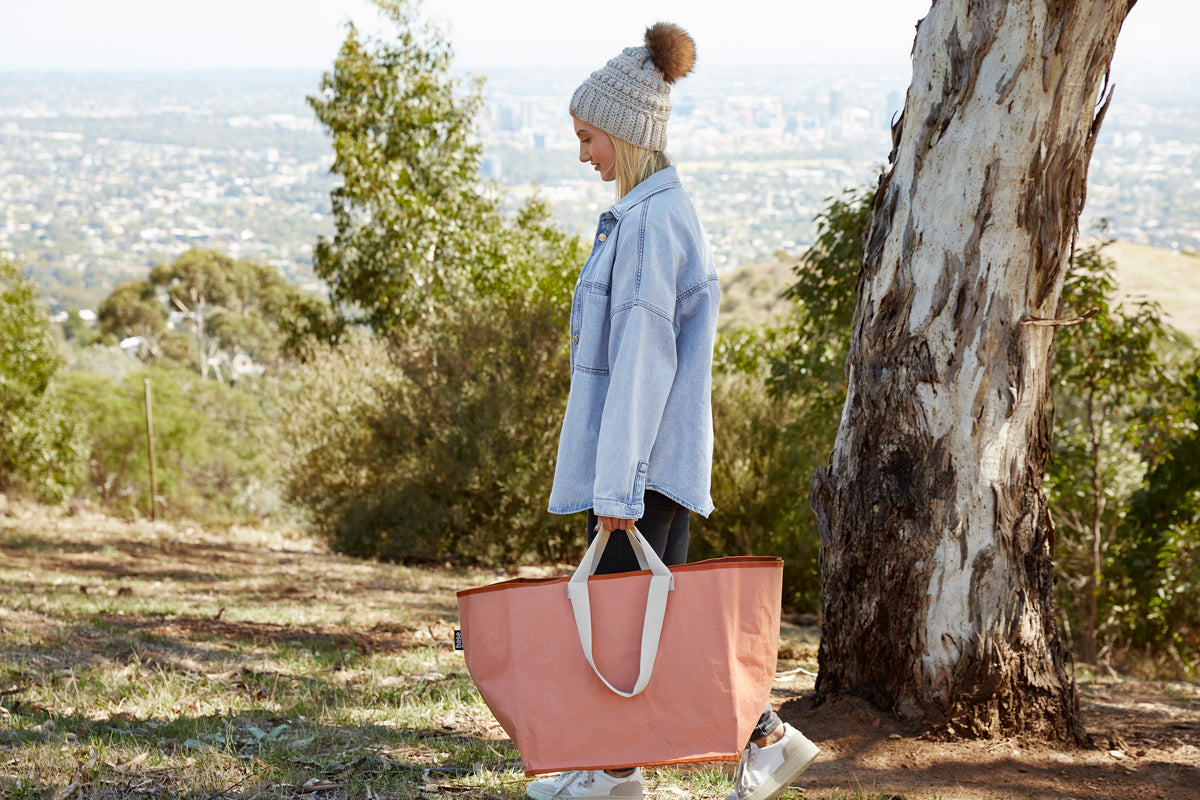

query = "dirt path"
767;638;1200;800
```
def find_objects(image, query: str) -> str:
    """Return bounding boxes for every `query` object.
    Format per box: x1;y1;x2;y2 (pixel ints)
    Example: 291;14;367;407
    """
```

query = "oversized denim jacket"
548;166;719;519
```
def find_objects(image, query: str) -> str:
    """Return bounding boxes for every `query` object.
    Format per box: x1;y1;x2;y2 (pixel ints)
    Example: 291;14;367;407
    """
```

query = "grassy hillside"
1101;240;1200;341
3;500;1197;800
717;259;795;332
719;241;1200;341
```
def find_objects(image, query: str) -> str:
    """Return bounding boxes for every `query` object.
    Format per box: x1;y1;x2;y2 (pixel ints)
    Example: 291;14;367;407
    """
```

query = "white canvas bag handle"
566;527;675;698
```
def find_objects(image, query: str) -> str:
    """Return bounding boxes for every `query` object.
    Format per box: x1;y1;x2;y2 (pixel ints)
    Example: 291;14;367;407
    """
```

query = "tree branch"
1020;308;1099;327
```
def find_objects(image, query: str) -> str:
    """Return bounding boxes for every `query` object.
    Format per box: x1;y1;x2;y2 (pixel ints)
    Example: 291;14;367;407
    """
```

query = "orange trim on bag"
455;556;783;598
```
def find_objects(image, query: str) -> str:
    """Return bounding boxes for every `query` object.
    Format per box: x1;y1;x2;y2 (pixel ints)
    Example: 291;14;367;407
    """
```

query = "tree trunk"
809;0;1135;741
1084;390;1102;665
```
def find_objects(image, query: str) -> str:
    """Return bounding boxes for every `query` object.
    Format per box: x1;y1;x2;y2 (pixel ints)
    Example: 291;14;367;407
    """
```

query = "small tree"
282;200;583;565
58;363;278;523
97;279;169;358
1117;367;1200;676
287;0;589;564
99;249;318;377
150;249;314;373
0;259;80;501
308;0;490;334
771;184;875;412
1047;239;1188;666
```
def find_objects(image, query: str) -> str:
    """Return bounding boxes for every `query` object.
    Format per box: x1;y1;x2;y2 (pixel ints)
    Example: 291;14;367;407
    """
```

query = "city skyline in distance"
1;1;1195;74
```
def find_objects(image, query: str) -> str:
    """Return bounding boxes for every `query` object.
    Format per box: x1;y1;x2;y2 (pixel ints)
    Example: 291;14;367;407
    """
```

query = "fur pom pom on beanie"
570;22;696;152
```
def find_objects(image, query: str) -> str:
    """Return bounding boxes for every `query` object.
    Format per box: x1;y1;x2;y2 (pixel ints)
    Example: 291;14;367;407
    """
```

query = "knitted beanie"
570;22;696;152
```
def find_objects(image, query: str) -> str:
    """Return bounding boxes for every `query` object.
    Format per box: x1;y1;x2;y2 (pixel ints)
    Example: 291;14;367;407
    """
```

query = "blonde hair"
612;136;671;199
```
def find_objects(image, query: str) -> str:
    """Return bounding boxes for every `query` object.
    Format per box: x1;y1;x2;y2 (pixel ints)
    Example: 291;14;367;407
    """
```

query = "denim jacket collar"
604;166;682;221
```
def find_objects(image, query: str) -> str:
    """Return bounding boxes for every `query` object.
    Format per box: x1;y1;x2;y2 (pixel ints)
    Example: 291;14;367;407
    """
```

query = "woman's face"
573;115;616;183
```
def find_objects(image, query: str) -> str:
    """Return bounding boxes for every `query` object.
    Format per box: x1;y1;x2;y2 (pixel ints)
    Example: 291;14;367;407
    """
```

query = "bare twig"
205;763;274;800
1020;308;1098;327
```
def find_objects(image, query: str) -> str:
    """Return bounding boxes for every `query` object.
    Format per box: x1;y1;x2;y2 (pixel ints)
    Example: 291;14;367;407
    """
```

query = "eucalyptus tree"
810;0;1137;740
307;0;490;334
288;0;587;564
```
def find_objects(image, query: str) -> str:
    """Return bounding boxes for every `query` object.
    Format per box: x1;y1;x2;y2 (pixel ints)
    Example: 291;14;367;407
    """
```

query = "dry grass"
0;498;526;799
1102;239;1200;341
1;498;798;800
12;497;1192;800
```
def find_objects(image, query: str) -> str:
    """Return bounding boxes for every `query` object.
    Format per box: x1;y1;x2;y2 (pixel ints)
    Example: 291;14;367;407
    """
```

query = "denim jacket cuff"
592;496;644;519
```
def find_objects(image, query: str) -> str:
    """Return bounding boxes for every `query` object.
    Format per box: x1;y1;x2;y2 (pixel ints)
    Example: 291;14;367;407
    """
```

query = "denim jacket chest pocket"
570;219;616;375
572;283;611;375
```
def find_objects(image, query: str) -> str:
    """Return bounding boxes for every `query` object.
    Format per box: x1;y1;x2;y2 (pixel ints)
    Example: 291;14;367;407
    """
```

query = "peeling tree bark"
810;0;1135;741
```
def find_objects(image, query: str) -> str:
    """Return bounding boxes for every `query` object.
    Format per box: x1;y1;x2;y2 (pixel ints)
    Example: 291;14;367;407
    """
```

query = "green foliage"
277;291;346;360
97;278;167;346
97;248;322;374
0;259;81;501
771;184;874;415
281;0;591;565
152;248;318;370
777;182;875;429
699;185;874;613
748;188;1200;648
61;309;97;347
282;202;583;565
56;362;279;523
308;0;490;335
1048;239;1197;674
694;328;827;611
1110;367;1200;676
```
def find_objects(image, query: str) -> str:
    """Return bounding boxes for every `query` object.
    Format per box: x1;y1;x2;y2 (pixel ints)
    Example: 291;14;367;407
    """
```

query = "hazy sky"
0;0;1193;73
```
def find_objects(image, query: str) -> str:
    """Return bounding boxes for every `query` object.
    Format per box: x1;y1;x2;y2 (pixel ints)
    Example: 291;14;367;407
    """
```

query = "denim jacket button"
572;335;579;344
598;233;607;242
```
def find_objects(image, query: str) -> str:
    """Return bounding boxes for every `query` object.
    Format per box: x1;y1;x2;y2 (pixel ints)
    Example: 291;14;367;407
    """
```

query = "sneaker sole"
525;776;644;800
740;740;820;800
525;789;644;800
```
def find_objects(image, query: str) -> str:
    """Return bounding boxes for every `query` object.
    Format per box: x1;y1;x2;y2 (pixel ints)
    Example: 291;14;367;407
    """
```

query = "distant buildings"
1;64;1196;316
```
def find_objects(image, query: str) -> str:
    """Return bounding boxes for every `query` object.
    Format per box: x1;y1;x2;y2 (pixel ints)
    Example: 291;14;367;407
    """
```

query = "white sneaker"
525;768;643;799
726;723;819;800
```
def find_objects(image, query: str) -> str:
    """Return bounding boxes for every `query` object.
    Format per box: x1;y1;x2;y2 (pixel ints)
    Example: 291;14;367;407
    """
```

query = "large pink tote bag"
456;528;783;775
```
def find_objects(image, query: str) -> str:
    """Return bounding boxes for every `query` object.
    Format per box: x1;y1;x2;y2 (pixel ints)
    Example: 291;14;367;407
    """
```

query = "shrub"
57;360;279;523
692;327;830;613
0;259;81;501
281;296;578;566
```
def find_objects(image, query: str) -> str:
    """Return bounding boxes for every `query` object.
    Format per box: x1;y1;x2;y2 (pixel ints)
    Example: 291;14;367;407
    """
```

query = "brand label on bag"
454;630;463;651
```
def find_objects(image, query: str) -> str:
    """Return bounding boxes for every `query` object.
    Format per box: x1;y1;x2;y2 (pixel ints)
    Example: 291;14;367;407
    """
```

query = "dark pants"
585;490;690;575
584;491;782;743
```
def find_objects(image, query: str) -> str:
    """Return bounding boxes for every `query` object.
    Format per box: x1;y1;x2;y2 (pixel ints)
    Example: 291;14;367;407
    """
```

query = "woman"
532;21;820;800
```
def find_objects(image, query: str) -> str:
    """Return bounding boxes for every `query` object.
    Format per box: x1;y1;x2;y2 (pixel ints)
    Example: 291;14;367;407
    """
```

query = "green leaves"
1048;239;1198;674
280;205;584;566
98;248;323;372
279;0;589;565
0;259;81;501
769;184;875;412
308;0;490;334
55;363;279;523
